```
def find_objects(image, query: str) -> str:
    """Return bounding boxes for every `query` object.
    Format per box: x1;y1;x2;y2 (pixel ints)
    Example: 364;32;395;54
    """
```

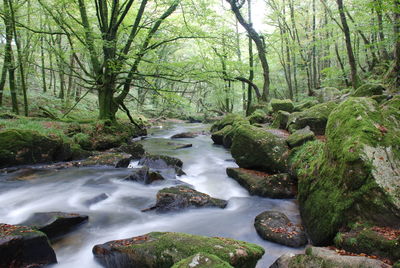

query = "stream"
0;123;304;267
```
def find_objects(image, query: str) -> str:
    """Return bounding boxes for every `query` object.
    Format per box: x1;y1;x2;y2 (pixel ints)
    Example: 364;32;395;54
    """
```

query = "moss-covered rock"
172;253;234;268
0;223;57;267
351;84;385;97
222;121;251;149
314;87;341;103
138;154;185;176
291;97;400;245
287;101;338;135
92;232;265;268
212;125;233;145
226;168;296;198
293;99;319;112
271;99;294;113
286;127;315;148
72;132;93;150
0;129;64;168
231;125;289;173
247;102;269;115
78;152;131;167
210;114;248;133
334;224;400;262
271;111;290;129
247;110;268;124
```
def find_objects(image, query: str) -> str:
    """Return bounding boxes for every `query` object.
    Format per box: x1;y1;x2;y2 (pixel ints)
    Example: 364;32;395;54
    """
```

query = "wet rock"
334;224;400;262
7;168;57;181
291;97;400;245
254;211;307;248
271;99;294;113
175;143;192;149
286;126;315;148
115;157;131;168
231;125;289;173
271;246;391;268
226;168;296;198
271;111;290;129
172;252;233;268
20;212;88;239
78;152;132;167
351;83;385;97
139;138;192;151
147;186;227;212
188;116;203;123
117;143;145;159
0;223;57;267
84;193;109;207
211;125;232;145
171;132;198;139
139;154;185;176
287;101;338;135
123;166;165;184
92;231;264;268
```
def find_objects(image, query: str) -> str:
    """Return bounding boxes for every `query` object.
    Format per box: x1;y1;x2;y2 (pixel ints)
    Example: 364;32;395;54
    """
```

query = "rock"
271;111;290;129
0;223;57;267
172;253;233;268
231;125;289;173
334;224;400;262
210;114;248;133
92;231;264;268
115;157;131;168
226;168;296;198
271;247;390;268
286;127;315;148
254;211;307;248
171;132;198;139
117;142;145;159
287;101;338;135
188;116;203;123
84;193;109;207
72;132;93;150
247;102;269;115
139;138;191;151
211;125;232;145
175;143;192;149
247;110;268;124
293;99;319;112
139;154;185;176
0;129;64;168
123;166;165;184
271;99;294;113
314;87;341;103
20;212;88;239
351;83;385;97
148;186;227;212
78;152;132;167
291;97;400;245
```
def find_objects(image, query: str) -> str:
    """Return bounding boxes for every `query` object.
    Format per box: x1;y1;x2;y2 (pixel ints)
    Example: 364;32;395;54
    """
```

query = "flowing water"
0;123;304;267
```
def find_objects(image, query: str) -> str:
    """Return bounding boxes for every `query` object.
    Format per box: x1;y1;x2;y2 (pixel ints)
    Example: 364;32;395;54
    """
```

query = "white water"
0;123;304;267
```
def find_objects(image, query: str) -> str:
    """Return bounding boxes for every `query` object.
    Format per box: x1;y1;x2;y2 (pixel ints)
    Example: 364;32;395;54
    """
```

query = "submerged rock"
138;154;185;176
123;166;165;184
92;231;264;268
171;132;198;139
286;126;315;148
0;223;57;267
147;186;227;212
287;101;337;135
172;252;233;268
226;168;296;198
254;211;307;248
84;193;109;207
291;97;400;245
231;125;289;173
271;99;294;113
20;212;88;239
271;246;391;268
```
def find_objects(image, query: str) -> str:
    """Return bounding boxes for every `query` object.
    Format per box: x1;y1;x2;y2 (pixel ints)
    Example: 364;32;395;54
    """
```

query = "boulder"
210;114;248;133
291;97;400;245
172;253;233;268
0;223;57;267
78;152;131;167
226;168;296;198
247;110;268;124
138;138;191;151
84;193;109;207
92;232;264;268
351;84;385;97
247;102;269;115
271;111;290;129
254;211;307;248
231;125;289;173
314;87;341;102
286;127;315;148
123;166;165;184
271;247;391;268
293;99;319;112
171;132;198;139
20;212;88;239
334;224;400;262
287;101;338;135
212;125;232;145
139;154;185;176
147;186;227;212
117;142;145;159
271;99;294;113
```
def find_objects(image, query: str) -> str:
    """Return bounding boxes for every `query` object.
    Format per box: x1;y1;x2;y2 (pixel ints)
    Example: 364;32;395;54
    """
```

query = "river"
0;122;304;267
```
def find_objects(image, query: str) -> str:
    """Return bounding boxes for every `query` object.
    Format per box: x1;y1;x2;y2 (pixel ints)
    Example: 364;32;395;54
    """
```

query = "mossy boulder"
293;99;319;112
226;168;296;198
72;132;93;150
123;166;165;184
334;224;400;262
247;102;269;115
247;110;268;124
287;101;338;135
92;232;265;268
210;114;248;133
291;97;400;245
351;84;385;97
286;126;315;148
212;125;233;145
271;99;294;113
222;121;251;149
139;154;185;176
271;111;290;129
314;87;341;103
117;142;145;159
78;152;131;167
172;253;234;268
0;223;57;267
231;125;289;173
0;129;64;168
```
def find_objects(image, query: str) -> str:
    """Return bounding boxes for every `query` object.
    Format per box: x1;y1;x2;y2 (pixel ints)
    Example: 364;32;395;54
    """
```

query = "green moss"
172;253;233;268
271;99;294;113
287;127;315;148
351;84;385;97
271;111;290;129
210;114;247;133
72;133;92;150
247;109;267;124
211;125;233;145
288;254;337;268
